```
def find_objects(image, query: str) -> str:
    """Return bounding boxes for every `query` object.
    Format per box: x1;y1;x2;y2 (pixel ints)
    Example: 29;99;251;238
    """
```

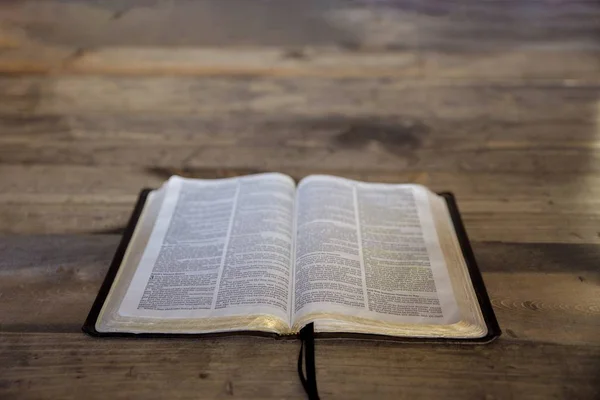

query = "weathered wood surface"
1;332;596;400
1;165;600;243
0;77;599;242
0;0;599;398
0;1;599;79
0;236;599;399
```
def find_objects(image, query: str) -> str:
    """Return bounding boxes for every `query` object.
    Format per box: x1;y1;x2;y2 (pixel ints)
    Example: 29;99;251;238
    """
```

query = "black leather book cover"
83;189;501;343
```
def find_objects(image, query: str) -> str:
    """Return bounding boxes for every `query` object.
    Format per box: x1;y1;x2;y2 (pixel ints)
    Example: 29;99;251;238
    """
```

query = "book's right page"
291;175;487;339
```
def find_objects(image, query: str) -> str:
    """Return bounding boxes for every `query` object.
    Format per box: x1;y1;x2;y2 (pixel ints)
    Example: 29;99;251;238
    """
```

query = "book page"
118;173;295;324
292;175;461;326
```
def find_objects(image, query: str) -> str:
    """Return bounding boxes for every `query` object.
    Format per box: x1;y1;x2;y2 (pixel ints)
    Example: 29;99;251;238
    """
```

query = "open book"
85;173;499;341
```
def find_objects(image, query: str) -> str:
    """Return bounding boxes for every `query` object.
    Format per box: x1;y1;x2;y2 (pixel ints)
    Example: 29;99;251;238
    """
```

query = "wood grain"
0;235;598;399
1;77;597;121
1;235;598;344
1;166;599;243
0;333;598;400
0;78;598;177
0;1;598;79
1;47;598;80
1;0;599;398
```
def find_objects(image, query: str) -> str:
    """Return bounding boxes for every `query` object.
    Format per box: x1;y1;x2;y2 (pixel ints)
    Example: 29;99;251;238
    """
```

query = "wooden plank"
1;235;598;345
0;1;598;79
416;0;600;79
422;51;600;80
0;78;598;175
1;166;599;242
0;332;598;400
0;234;599;398
0;0;364;48
1;46;598;80
3;140;600;174
0;235;598;398
2;113;599;145
316;340;600;400
1;77;596;122
0;47;423;78
416;0;600;50
2;0;598;52
0;332;303;400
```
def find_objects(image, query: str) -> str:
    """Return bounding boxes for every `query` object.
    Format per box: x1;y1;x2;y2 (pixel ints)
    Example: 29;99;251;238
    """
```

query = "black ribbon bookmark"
298;323;320;400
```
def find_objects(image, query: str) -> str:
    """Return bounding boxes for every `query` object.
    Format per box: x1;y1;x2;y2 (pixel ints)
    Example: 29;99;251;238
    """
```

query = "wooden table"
1;1;599;399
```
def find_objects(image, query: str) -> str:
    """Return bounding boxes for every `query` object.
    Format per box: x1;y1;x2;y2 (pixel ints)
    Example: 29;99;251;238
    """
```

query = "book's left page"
95;173;296;335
